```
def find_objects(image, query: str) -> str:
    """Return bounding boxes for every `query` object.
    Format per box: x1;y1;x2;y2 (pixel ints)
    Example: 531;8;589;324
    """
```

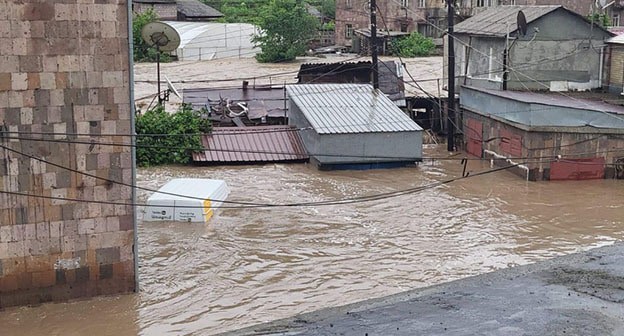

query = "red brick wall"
463;110;624;181
0;1;136;307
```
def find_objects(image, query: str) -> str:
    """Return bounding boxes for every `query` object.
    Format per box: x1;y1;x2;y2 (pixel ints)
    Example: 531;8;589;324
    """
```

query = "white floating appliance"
145;178;230;223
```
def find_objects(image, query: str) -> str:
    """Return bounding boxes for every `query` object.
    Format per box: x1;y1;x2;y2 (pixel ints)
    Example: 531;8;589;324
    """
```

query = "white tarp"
164;21;260;61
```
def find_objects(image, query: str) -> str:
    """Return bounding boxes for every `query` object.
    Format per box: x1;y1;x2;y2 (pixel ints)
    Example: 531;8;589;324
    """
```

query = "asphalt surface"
221;243;624;336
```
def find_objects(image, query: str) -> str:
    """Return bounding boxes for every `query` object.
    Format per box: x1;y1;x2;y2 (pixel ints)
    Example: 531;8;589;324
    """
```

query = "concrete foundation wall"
0;1;136;307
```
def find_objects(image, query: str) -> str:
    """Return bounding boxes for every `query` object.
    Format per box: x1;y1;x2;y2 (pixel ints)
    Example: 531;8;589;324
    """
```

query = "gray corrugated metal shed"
177;0;223;18
454;5;562;37
286;84;422;134
192;126;308;163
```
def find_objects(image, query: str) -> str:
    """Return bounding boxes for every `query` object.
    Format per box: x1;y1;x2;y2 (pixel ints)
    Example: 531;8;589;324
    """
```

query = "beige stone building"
0;1;136;307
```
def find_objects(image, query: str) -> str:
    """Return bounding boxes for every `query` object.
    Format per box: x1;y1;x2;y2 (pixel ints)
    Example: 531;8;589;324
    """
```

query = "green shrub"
135;104;212;166
391;32;436;57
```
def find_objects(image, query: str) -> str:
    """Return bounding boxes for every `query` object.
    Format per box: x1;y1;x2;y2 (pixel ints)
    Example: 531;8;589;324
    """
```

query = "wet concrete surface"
224;243;624;336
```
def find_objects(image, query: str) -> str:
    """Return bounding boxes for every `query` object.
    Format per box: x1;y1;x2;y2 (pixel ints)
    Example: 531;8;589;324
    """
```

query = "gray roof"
454;5;562;37
463;85;624;115
286;84;422;134
177;0;223;18
305;4;322;18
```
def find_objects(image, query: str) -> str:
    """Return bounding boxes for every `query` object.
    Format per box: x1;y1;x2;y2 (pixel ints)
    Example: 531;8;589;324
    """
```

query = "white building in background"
164;21;260;61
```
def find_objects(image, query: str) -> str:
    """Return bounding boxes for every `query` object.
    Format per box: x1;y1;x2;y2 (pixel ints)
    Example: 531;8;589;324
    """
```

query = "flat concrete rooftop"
220;243;624;335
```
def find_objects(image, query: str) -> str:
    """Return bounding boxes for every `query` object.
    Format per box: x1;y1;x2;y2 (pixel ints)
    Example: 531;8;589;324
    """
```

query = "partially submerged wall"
462;109;624;180
0;1;136;307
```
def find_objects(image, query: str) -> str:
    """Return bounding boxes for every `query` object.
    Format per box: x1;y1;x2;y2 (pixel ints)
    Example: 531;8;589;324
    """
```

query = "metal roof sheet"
177;0;223;18
286;84;423;134
607;34;624;44
454;5;562;37
297;61;405;102
192;126;309;163
463;85;624;115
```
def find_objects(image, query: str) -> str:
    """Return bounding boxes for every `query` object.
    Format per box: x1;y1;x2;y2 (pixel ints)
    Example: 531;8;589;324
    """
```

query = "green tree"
318;0;335;20
391;32;436;57
219;0;271;23
135;104;212;166
252;0;319;63
587;13;611;27
132;9;172;62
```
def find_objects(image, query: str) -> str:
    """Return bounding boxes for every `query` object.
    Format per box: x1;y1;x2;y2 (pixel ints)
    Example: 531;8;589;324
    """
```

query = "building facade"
449;6;612;91
0;1;136;307
335;0;448;48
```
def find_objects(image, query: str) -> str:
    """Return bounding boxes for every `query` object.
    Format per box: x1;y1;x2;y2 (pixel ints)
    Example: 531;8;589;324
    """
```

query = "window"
401;0;409;8
613;14;620;27
345;0;352;8
418;0;426;7
476;0;492;7
345;24;353;39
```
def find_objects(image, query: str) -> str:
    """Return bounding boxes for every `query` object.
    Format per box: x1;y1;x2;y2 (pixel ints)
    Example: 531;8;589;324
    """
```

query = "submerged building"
286;84;423;170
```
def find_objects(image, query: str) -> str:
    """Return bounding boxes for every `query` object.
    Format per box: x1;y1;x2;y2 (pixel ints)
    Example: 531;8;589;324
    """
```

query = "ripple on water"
2;148;624;336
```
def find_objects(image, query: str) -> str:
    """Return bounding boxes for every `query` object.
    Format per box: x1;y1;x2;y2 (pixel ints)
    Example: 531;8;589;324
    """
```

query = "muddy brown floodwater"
1;146;623;335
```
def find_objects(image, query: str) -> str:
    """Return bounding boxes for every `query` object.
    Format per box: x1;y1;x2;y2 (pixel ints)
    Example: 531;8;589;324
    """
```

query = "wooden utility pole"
370;0;379;89
446;0;455;152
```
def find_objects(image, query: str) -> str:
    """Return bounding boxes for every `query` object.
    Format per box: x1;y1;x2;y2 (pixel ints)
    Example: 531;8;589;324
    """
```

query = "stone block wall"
0;0;136;308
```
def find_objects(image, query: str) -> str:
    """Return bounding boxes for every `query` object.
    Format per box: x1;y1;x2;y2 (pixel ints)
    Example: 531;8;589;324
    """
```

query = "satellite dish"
517;11;527;37
140;22;180;106
141;22;180;52
165;76;181;99
599;0;608;8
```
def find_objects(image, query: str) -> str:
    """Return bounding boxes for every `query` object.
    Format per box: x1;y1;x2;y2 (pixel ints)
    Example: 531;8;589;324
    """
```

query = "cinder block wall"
0;1;136;307
132;3;177;20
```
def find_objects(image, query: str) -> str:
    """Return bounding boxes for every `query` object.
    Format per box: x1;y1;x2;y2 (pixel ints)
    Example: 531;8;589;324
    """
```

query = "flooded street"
1;146;623;335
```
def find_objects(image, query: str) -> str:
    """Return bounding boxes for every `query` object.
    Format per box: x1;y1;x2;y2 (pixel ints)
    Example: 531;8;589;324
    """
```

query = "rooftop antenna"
141;22;180;106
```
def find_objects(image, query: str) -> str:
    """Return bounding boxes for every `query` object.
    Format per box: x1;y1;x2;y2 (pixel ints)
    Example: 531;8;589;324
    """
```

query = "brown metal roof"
192;126;309;163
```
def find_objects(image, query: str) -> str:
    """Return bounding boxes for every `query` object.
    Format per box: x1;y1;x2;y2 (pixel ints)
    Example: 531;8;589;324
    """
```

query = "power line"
0;160;542;210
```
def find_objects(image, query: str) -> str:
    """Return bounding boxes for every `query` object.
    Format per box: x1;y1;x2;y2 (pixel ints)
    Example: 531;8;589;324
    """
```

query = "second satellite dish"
141;21;181;52
165;75;181;99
